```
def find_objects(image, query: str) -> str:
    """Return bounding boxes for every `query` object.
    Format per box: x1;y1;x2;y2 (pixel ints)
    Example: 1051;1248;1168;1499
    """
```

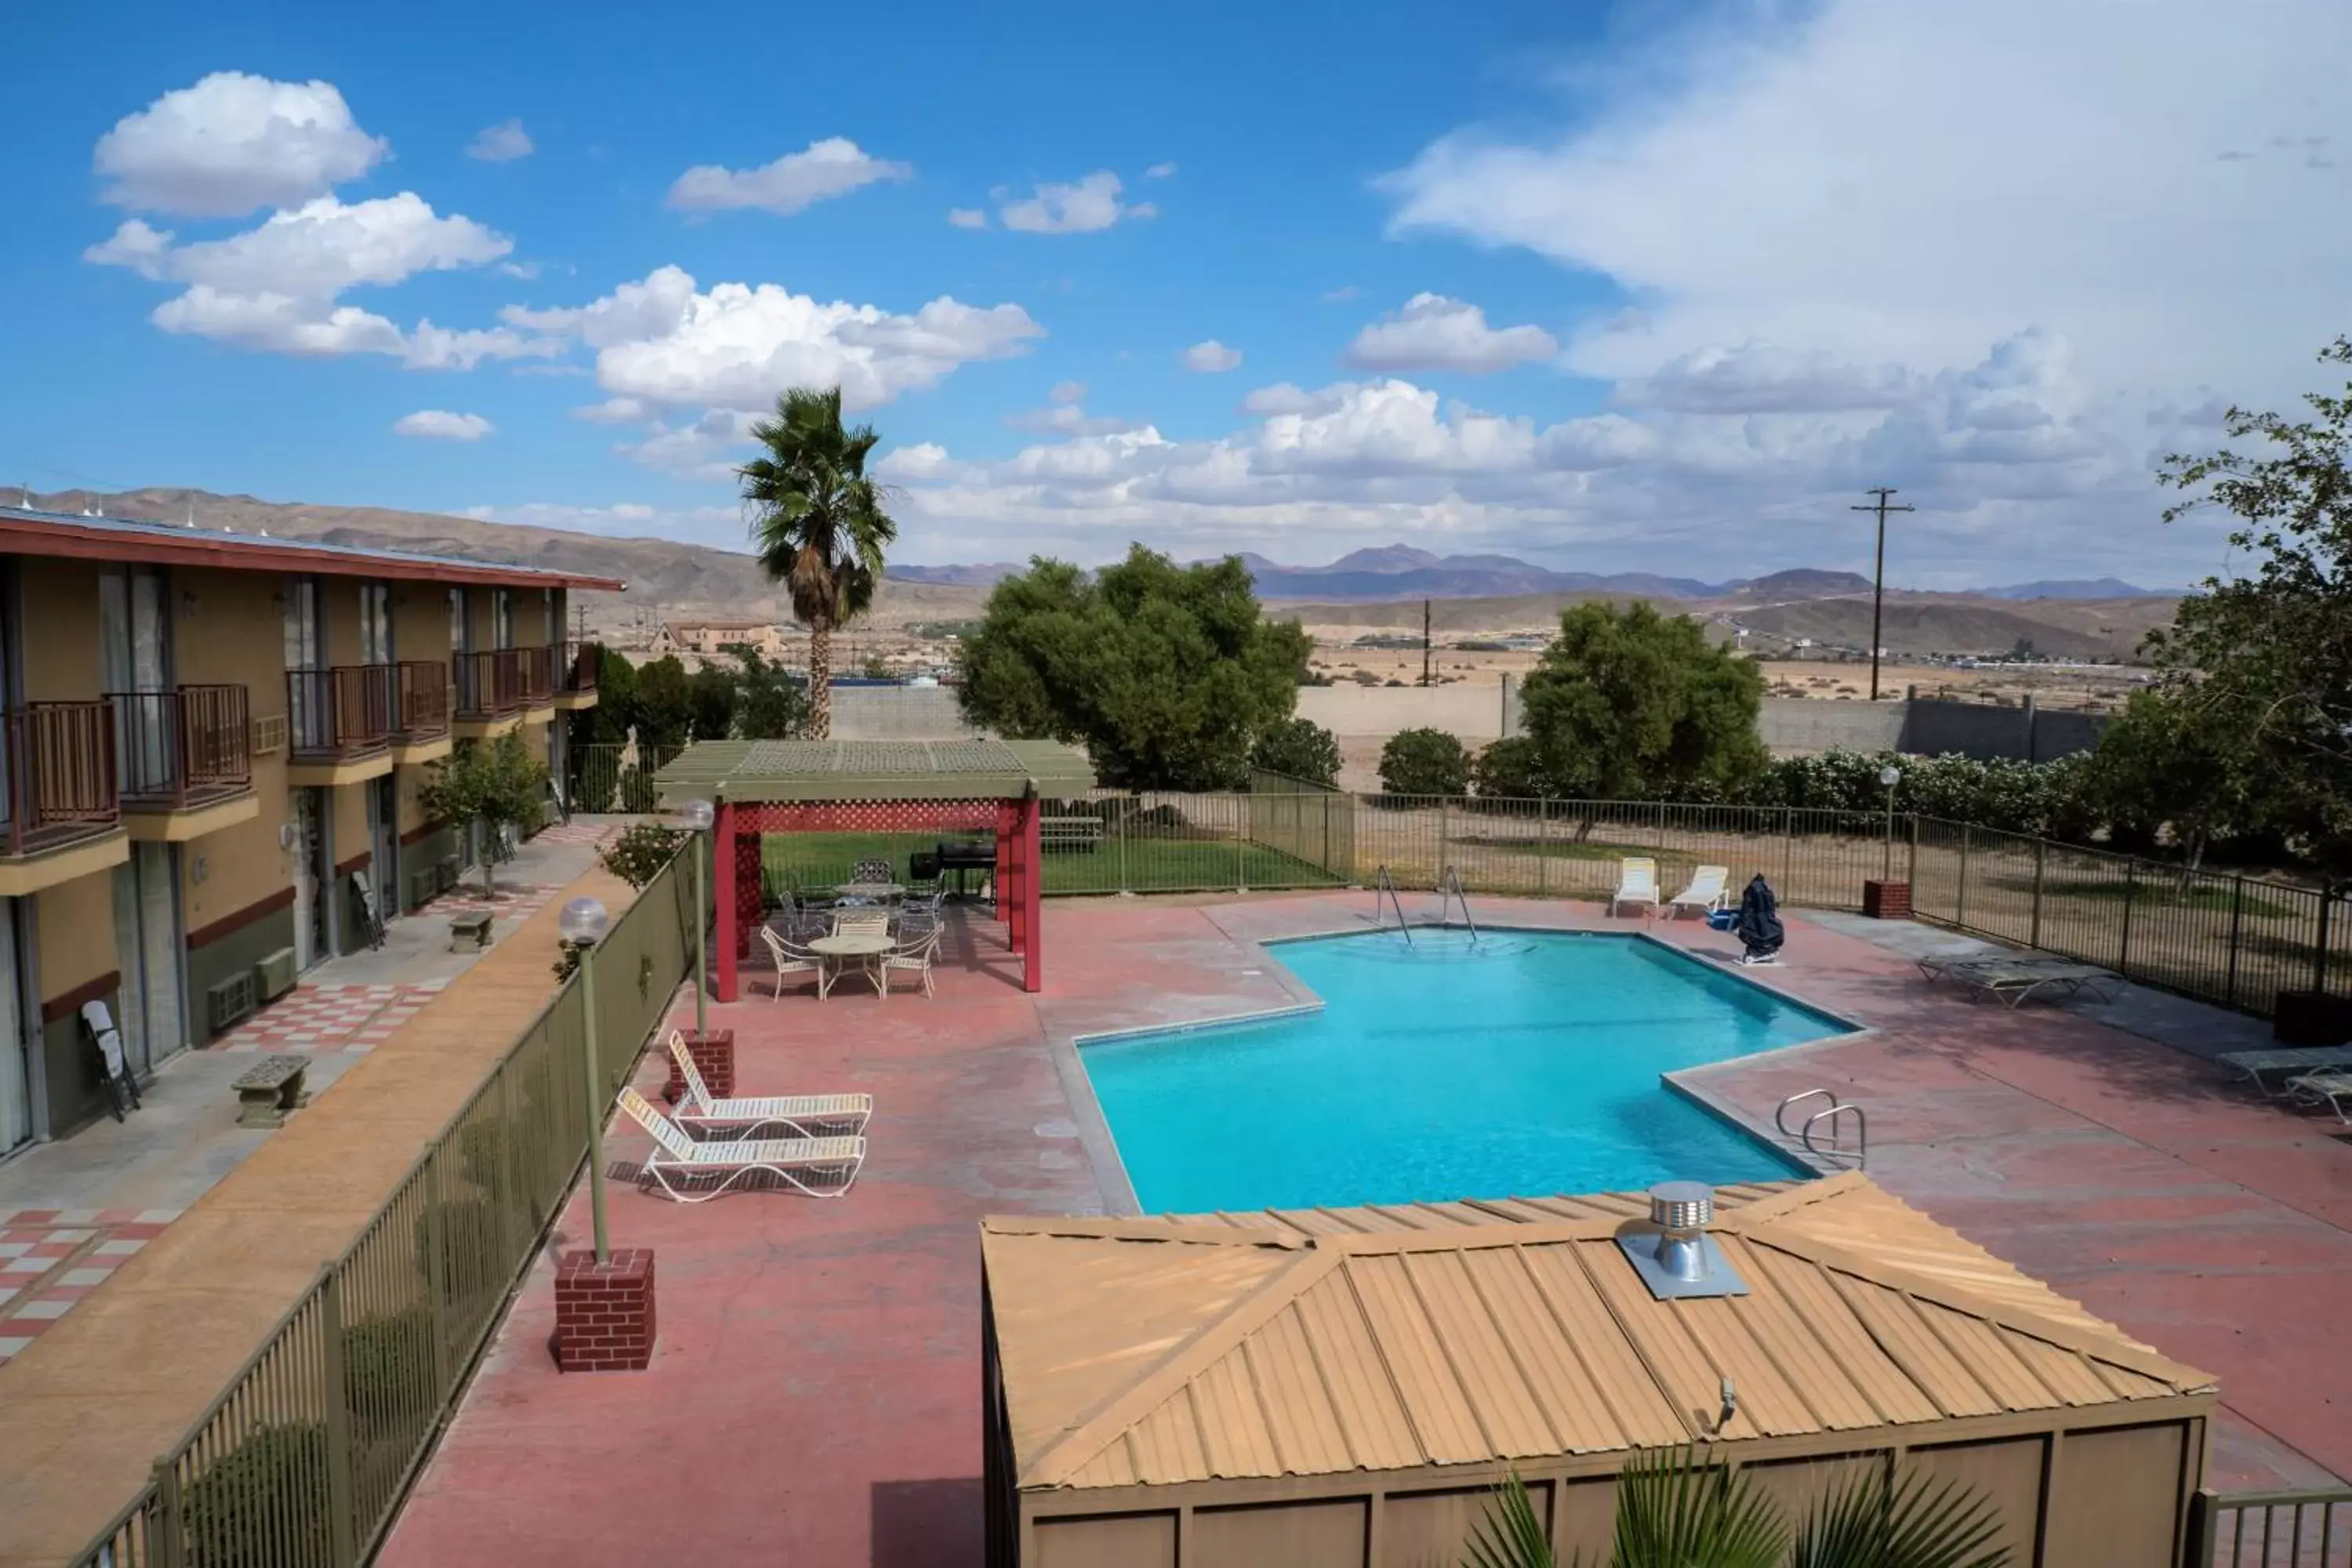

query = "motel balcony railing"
110;684;252;809
454;648;522;720
2;700;121;855
563;641;598;694
285;665;395;760
516;643;557;706
390;659;452;742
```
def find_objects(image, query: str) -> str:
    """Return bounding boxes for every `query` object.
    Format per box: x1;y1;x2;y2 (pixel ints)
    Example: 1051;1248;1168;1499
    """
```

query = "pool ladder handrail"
1436;865;1479;941
1775;1088;1867;1170
1372;866;1413;945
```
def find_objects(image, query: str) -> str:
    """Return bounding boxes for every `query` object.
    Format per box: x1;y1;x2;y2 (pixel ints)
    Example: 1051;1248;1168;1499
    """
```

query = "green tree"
1378;727;1470;797
735;648;812;739
2085;687;2252;874
1472;735;1565;800
1465;1448;2005;1568
739;386;898;739
1250;716;1342;787
956;546;1312;789
687;661;737;740
2154;336;2352;888
1519;603;1766;804
631;655;693;750
420;735;549;898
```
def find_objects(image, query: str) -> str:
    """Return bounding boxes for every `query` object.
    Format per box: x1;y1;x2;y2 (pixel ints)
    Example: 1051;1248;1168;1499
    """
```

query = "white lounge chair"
879;927;942;999
617;1087;865;1202
2286;1068;2352;1124
1609;857;1661;917
2216;1045;2352;1096
665;1033;871;1138
760;925;823;1000
1668;864;1730;919
1920;955;2121;1008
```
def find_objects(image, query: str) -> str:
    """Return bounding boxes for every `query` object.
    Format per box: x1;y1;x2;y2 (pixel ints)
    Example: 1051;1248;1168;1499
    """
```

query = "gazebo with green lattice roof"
652;738;1095;996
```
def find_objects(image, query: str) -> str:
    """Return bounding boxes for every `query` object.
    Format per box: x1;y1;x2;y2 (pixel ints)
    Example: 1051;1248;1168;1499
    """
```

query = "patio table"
837;881;904;903
809;931;895;998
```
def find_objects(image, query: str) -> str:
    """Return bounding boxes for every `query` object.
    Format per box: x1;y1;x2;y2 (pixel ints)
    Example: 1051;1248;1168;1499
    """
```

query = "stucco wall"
19;559;102;701
825;686;981;740
1757;695;1911;757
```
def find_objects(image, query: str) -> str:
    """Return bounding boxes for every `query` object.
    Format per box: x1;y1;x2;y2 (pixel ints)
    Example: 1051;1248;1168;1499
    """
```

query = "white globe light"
559;897;610;946
1878;765;1902;788
676;798;715;832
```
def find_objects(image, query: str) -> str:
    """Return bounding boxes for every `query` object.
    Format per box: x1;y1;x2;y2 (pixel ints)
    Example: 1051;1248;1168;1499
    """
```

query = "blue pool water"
1080;930;1852;1212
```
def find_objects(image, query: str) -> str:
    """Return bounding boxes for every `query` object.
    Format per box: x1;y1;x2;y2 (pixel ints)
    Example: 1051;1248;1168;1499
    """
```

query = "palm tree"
1464;1447;2007;1568
737;387;898;739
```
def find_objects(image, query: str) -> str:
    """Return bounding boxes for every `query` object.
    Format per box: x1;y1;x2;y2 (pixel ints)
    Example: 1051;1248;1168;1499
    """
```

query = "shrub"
180;1421;332;1568
601;822;684;889
412;1196;505;1318
1471;736;1564;800
1250;717;1342;789
342;1303;438;1445
1378;728;1471;797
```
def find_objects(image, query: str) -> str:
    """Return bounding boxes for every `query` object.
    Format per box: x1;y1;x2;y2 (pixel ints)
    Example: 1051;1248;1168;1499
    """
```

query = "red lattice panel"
733;800;1001;834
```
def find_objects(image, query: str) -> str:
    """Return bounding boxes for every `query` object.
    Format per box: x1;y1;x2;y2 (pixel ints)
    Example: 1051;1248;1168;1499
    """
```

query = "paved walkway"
0;855;637;1568
385;890;2351;1568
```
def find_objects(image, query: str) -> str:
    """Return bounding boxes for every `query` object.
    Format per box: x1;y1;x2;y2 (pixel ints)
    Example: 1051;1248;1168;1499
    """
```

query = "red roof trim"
0;514;626;592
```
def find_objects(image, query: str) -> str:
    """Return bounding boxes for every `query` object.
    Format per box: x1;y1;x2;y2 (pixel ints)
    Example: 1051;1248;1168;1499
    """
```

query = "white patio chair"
617;1087;864;1203
850;858;894;884
833;909;890;938
1668;864;1730;918
760;926;822;1000
666;1033;872;1138
879;927;943;999
1609;856;1661;916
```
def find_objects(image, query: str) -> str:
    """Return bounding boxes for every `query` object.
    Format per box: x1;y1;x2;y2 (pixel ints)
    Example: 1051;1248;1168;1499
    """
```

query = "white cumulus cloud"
394;410;493;441
1144;162;1178;180
1182;339;1243;373
93;71;387;216
946;208;988;230
1342;294;1558;374
998;171;1152;234
466;119;534;162
666;137;911;216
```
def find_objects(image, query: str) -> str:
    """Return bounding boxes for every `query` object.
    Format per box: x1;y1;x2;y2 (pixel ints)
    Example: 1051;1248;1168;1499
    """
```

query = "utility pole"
1850;487;1914;702
1421;598;1432;688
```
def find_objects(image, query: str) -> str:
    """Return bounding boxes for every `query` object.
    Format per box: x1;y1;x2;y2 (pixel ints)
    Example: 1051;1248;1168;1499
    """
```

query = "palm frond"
1613;1446;1785;1568
1463;1472;1555;1568
1788;1465;2009;1568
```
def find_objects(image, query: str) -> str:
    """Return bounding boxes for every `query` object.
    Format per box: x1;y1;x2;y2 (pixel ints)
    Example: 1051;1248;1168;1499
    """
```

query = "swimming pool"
1078;929;1853;1213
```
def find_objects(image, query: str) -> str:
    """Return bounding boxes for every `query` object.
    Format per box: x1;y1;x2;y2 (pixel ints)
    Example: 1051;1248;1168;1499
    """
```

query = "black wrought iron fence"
568;742;678;815
70;848;697;1568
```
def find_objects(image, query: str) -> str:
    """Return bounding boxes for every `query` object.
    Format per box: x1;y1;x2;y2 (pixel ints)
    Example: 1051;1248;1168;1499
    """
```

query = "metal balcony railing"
454;649;522;720
2;701;120;854
285;666;394;760
564;642;598;693
390;659;451;742
110;685;252;808
516;644;557;706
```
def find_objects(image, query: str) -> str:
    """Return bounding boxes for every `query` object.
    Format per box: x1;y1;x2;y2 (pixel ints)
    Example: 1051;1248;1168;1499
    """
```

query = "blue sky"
4;0;2349;585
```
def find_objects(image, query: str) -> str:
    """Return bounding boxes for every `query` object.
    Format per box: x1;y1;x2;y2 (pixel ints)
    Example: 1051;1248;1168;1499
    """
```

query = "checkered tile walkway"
418;880;560;923
0;1209;181;1365
210;981;448;1054
530;820;621;849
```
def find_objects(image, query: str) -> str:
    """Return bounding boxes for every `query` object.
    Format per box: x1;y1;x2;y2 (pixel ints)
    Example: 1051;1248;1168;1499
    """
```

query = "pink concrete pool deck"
381;891;2352;1568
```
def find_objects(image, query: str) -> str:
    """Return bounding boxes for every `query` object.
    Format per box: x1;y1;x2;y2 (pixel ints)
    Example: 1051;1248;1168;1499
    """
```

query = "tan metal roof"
651;737;1095;804
982;1174;2213;1494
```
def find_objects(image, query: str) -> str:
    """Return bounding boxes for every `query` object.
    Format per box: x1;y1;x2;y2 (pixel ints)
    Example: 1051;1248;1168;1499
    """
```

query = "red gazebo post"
713;799;739;1004
1021;793;1043;993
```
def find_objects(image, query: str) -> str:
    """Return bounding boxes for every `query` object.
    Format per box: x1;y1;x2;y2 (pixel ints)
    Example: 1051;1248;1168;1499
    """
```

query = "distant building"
648;619;788;659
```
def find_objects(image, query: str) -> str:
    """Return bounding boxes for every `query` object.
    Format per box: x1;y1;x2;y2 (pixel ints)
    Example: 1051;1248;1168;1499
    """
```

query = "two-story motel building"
0;504;622;1154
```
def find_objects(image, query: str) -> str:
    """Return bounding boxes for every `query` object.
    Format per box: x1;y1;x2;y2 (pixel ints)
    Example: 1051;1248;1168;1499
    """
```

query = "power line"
1850;487;1915;702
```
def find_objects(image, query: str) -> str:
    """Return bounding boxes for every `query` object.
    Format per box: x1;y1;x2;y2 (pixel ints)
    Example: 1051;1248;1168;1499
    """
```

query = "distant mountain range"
890;547;2166;604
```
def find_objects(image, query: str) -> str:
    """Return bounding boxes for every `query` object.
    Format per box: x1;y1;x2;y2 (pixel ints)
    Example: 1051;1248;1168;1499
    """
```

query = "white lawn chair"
1668;864;1730;919
833;909;889;938
2286;1068;2352;1125
617;1087;864;1202
879;927;942;999
1609;857;1661;917
665;1033;871;1138
760;926;822;1000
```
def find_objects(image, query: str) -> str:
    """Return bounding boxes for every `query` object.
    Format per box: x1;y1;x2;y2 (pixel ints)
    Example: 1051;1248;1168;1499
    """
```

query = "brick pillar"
1862;880;1912;920
554;1247;656;1372
662;1028;735;1103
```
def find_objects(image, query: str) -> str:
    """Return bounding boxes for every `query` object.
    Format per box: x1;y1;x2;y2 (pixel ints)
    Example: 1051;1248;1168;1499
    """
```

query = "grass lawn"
757;829;1345;895
1977;873;2293;918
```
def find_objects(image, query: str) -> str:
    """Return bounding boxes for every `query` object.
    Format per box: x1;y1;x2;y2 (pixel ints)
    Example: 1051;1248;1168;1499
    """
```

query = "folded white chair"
617;1087;864;1203
666;1032;872;1138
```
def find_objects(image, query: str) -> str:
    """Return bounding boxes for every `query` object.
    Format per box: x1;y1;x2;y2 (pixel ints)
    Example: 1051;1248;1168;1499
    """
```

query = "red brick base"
662;1029;735;1104
554;1248;656;1372
1862;879;1912;920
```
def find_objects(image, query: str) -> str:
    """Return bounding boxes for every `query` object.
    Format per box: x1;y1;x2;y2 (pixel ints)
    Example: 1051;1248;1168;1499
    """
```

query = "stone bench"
232;1054;310;1129
448;909;495;951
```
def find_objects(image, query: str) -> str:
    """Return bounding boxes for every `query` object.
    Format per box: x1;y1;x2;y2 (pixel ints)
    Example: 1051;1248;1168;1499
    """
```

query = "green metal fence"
71;848;698;1568
2187;1484;2352;1566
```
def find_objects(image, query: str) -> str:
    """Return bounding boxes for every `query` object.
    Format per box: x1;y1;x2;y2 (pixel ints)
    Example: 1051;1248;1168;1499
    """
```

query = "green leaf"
1788;1464;2010;1568
1462;1472;1555;1568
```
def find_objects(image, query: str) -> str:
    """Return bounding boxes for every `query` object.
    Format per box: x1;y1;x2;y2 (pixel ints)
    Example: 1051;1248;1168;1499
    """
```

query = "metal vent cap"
1649;1181;1715;1232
